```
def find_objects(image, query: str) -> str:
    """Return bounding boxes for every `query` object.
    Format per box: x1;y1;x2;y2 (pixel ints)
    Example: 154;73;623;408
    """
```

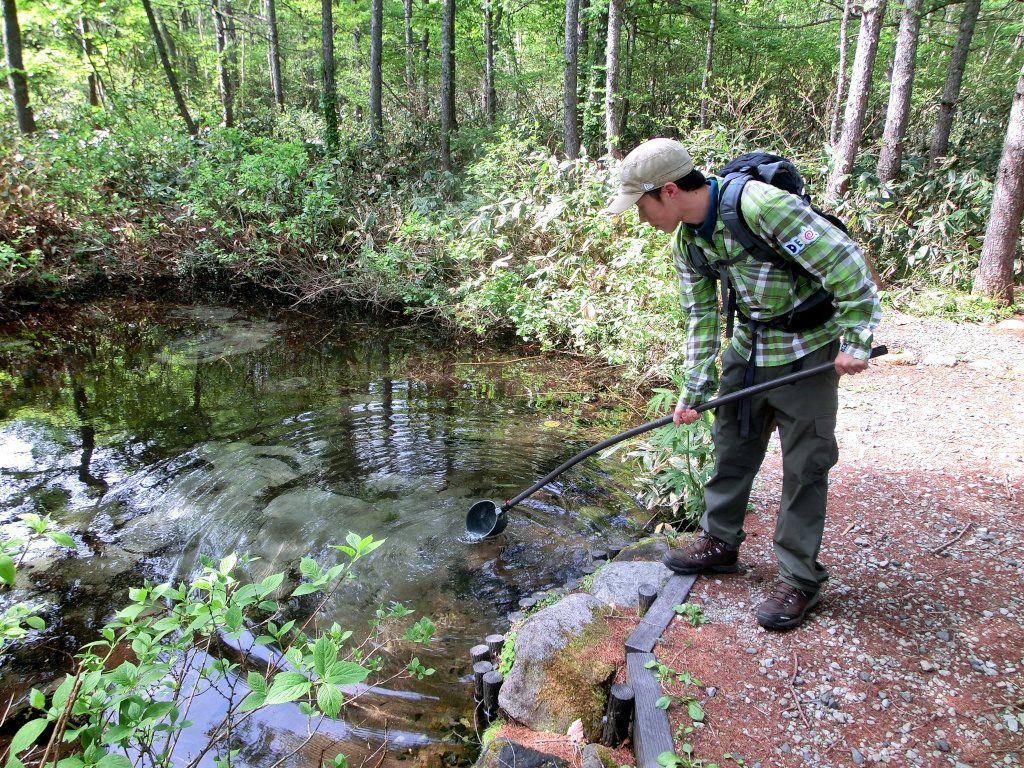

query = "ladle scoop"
466;345;887;538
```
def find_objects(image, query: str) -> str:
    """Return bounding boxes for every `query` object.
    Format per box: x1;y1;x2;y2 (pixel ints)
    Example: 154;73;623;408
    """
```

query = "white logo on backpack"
782;227;819;256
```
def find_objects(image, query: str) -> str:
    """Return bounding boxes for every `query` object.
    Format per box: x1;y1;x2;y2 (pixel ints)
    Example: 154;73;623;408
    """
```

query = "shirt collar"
687;178;718;240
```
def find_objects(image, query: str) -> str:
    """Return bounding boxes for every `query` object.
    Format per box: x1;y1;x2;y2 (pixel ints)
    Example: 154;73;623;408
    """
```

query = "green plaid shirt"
671;178;881;407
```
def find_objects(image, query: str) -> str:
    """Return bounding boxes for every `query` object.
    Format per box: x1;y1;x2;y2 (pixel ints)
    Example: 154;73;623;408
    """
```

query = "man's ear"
660;181;681;198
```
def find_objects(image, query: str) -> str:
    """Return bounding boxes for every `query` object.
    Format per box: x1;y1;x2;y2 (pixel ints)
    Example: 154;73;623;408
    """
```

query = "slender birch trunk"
604;0;622;157
2;0;35;133
826;0;887;202
699;0;717;130
142;0;195;134
563;0;580;159
267;0;284;109
370;0;383;136
928;0;981;166
829;0;852;146
877;0;922;182
973;64;1024;305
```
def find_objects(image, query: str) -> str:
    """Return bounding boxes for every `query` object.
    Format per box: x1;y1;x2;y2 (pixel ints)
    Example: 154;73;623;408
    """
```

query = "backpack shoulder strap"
718;172;793;272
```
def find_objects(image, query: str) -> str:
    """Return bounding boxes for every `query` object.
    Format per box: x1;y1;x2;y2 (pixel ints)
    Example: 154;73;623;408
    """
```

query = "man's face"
635;189;678;234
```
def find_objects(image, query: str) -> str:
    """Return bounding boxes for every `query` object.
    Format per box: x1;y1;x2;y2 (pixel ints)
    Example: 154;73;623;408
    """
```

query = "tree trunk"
826;0;887;203
419;0;429;113
440;0;455;170
973;64;1024;305
322;0;339;152
928;0;981;166
604;0;622;157
370;0;383;136
699;0;717;130
584;6;606;154
482;0;496;125
619;14;635;138
563;0;580;159
2;0;35;133
829;0;853;146
352;10;363;122
267;0;284;109
827;0;851;147
403;0;414;93
142;0;196;135
877;0;922;182
210;0;234;126
79;17;100;108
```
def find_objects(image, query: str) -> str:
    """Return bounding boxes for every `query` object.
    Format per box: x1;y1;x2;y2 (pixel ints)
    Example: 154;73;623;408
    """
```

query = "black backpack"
685;151;842;337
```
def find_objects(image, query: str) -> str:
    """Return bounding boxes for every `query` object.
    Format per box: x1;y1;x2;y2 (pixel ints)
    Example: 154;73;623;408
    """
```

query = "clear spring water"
0;301;644;767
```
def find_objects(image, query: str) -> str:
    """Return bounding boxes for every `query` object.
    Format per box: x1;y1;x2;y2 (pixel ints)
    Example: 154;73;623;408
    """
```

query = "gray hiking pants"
700;339;840;593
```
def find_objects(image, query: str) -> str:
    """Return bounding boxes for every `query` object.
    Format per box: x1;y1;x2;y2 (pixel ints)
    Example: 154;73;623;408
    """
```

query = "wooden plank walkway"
626;652;675;768
624;573;697;653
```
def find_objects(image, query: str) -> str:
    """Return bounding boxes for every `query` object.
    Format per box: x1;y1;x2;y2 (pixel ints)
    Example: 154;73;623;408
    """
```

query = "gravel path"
657;310;1024;768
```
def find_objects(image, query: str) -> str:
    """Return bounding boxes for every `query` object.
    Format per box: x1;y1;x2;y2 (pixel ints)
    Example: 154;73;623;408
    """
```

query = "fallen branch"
930;522;972;556
789;654;810;729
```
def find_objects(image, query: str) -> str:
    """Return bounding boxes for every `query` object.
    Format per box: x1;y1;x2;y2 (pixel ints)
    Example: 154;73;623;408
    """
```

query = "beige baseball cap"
604;138;694;215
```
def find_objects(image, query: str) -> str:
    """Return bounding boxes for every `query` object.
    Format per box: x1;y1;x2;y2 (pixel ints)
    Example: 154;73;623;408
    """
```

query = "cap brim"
603;190;643;216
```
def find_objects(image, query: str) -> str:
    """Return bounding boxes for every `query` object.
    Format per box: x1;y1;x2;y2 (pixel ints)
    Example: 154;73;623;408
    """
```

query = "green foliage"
604;382;715;530
672;603;707;628
4;534;436;768
0;513;77;651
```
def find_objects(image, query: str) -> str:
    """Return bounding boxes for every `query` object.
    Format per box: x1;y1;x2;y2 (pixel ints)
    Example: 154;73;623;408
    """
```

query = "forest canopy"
1;0;1022;372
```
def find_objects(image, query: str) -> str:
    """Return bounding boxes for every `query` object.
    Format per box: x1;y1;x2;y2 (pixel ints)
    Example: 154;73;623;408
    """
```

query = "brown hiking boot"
755;582;821;631
662;533;740;575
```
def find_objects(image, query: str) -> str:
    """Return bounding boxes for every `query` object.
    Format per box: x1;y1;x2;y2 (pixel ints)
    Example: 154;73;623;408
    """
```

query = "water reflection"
0;301;642;767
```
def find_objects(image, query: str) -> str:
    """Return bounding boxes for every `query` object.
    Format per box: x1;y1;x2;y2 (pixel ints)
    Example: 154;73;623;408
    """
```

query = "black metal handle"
501;345;887;512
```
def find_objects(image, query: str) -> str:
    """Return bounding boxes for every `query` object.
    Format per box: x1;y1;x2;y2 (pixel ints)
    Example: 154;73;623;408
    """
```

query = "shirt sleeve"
671;231;722;407
752;188;881;360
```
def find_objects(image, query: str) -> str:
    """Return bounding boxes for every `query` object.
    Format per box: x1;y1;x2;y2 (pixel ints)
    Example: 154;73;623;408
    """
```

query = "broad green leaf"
264;672;311;705
10;718;47;754
247;671;267;694
313;636;337;678
0;555;15;585
299;558;321;579
238;691;266;712
291;582;323;597
100;725;133;744
325;662;369;686
219;553;237;574
258;601;279;613
46;532;75;548
260;572;284;593
51;675;76;709
316;684;343;718
224;605;242;631
655;695;671;710
95;753;133;768
29;689;45;710
25;615;45;630
687;700;704;722
55;757;85;768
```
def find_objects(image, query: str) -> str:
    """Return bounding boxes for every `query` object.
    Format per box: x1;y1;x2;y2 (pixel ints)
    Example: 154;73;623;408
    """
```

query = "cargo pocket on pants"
801;416;839;482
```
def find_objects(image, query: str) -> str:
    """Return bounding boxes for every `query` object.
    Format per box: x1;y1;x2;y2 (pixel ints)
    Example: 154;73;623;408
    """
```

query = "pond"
0;300;646;767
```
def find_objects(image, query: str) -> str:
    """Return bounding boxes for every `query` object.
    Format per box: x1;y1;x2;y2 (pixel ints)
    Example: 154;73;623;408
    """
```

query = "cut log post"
602;683;635;746
518;597;537;610
473;660;493;699
482;670;503;722
485;633;505;659
638;583;657;617
470;643;491;664
607;544;623;559
590;548;608;561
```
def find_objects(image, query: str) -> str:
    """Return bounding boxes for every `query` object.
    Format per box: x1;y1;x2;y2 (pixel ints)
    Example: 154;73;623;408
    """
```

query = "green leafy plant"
1;514;77;650
672;603;707;628
5;533;436;768
605;381;715;530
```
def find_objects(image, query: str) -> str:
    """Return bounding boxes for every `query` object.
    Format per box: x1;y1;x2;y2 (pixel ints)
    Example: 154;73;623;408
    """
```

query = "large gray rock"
588;560;674;609
498;593;615;739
